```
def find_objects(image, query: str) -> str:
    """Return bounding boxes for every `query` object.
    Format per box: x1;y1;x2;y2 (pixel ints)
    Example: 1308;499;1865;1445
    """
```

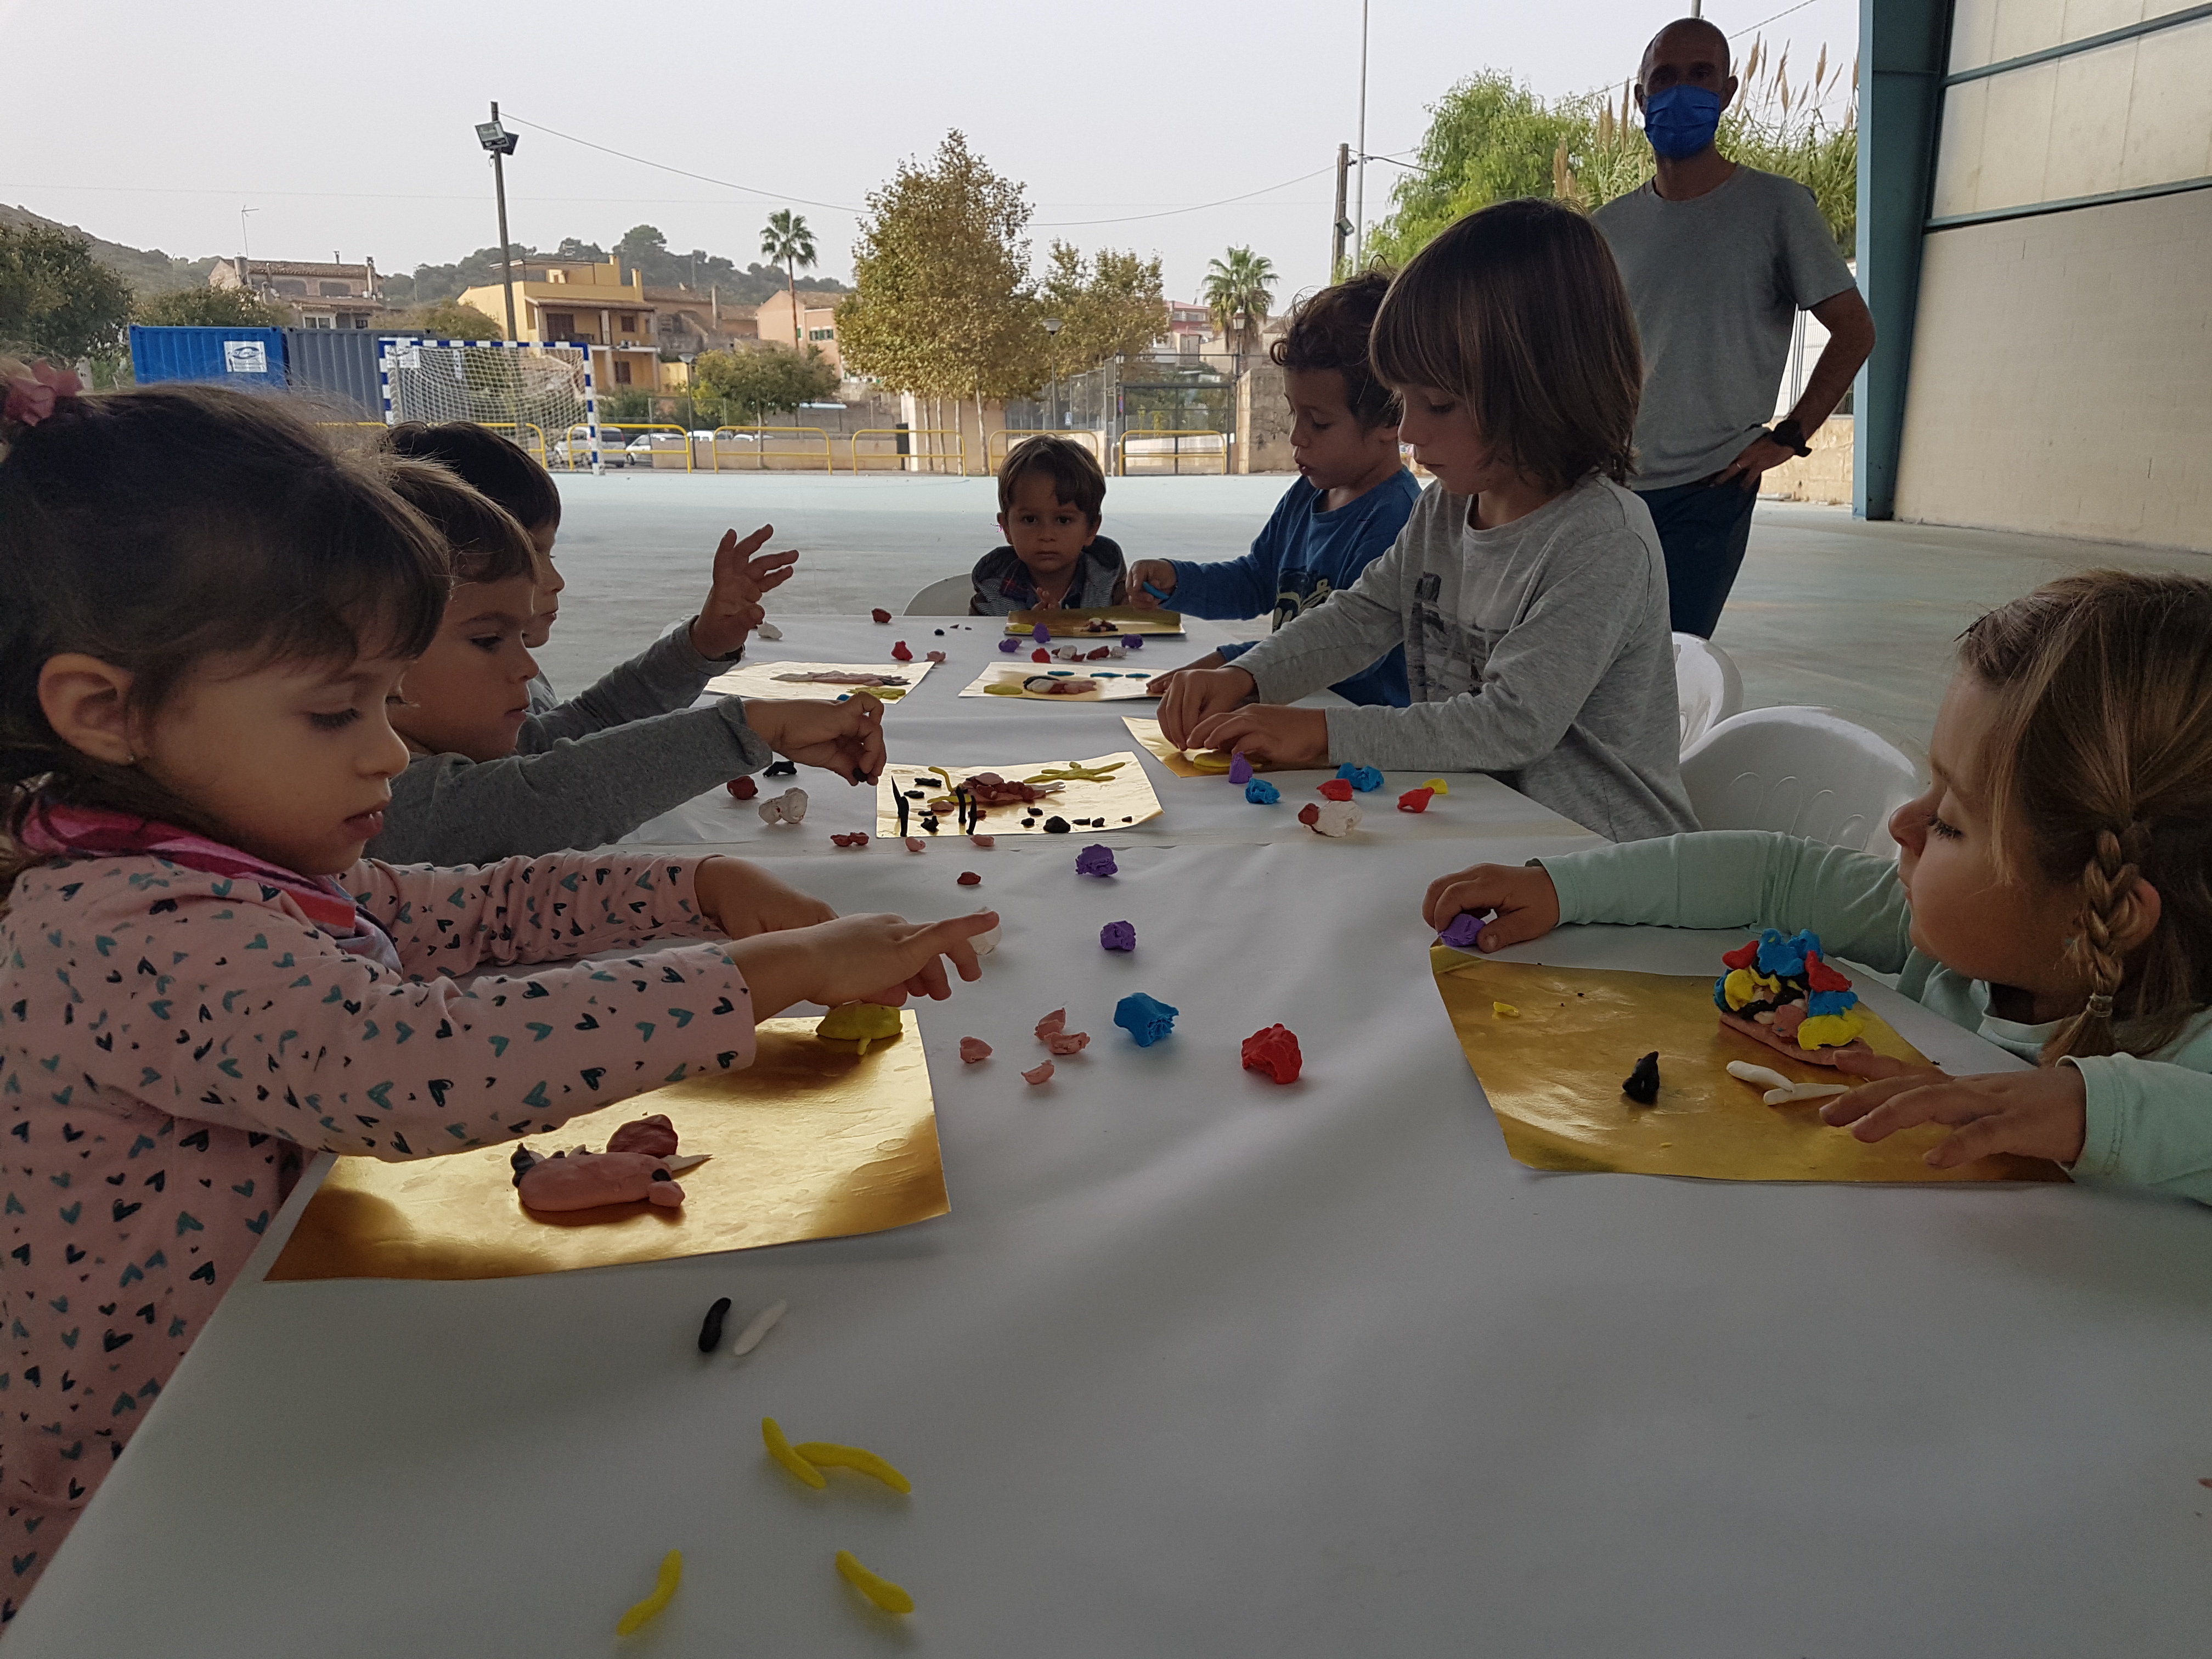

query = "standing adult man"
1594;16;1875;639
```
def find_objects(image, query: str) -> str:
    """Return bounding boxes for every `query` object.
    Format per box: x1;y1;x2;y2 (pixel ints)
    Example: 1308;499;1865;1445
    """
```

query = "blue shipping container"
281;328;382;419
128;326;289;388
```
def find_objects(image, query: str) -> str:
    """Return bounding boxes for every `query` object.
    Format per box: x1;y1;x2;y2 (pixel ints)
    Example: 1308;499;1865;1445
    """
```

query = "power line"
1035;166;1336;227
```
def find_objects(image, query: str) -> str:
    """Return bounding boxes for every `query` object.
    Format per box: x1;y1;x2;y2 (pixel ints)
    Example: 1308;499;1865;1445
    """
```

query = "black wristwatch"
1767;417;1812;456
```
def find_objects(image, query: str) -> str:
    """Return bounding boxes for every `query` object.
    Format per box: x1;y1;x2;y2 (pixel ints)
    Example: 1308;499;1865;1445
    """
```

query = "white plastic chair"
1679;706;1922;854
906;575;973;615
1672;633;1743;753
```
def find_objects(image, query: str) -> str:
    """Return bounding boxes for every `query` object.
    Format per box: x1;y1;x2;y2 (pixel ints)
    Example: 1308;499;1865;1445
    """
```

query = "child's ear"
38;654;139;766
2114;878;2164;956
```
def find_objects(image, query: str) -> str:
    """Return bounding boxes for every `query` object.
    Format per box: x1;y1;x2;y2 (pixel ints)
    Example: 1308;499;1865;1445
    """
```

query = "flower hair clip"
1;359;83;428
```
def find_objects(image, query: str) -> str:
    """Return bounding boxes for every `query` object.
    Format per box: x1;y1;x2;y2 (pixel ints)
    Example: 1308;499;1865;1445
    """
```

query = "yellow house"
458;256;664;396
752;289;844;374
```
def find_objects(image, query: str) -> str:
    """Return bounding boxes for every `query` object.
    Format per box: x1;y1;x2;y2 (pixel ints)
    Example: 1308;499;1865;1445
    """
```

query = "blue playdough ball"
1244;778;1280;805
1114;992;1178;1047
1336;764;1385;793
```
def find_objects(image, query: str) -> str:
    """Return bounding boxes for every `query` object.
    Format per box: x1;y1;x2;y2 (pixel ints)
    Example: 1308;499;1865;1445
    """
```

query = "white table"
16;821;2212;1654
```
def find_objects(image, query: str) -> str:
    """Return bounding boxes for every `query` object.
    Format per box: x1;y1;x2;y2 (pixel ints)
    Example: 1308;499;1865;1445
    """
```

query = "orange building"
458;255;662;393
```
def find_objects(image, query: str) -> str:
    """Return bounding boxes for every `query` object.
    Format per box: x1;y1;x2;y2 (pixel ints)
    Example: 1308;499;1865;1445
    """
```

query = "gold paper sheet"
1121;717;1283;780
1431;950;2066;1185
266;1014;947;1282
1006;607;1184;637
704;661;935;703
958;663;1156;702
874;751;1164;837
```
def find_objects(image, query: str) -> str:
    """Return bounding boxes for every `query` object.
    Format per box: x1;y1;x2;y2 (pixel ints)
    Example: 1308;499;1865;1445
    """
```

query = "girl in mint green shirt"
1423;571;2212;1204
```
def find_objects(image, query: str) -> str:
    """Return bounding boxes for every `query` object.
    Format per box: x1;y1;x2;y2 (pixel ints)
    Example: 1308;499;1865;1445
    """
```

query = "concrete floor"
532;471;2212;753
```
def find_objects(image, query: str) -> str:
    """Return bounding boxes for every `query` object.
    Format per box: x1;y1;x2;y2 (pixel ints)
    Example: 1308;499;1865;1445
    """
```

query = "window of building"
319;281;352;297
349;314;369;329
303;314;334;329
809;326;835;341
613;359;633;385
545;312;575;338
274;279;308;296
619;313;637;331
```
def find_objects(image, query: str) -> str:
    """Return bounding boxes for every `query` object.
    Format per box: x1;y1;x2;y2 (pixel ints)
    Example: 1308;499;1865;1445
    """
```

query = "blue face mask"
1643;84;1723;159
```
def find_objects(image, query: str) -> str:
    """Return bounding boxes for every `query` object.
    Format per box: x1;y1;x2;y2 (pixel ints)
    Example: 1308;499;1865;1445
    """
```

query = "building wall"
1887;0;2211;549
1894;188;2211;549
1761;416;1855;506
1234;360;1296;474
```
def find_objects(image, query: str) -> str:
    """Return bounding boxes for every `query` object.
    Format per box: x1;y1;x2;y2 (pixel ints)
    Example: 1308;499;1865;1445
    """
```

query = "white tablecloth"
16;827;2212;1655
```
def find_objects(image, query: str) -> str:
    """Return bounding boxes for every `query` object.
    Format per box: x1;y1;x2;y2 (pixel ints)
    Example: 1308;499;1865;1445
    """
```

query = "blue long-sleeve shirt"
1169;471;1422;707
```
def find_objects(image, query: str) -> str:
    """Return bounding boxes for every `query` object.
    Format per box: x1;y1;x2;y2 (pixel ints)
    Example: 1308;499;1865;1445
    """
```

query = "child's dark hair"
1270;273;1398;430
1370;198;1641;493
1960;572;2212;1064
385;421;562;533
998;434;1105;526
0;386;449;891
383;459;540;587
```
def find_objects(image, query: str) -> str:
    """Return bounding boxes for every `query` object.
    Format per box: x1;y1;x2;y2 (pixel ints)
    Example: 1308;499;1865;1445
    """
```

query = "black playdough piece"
764;760;797;778
1043;816;1070;834
698;1295;732;1353
1622;1051;1661;1105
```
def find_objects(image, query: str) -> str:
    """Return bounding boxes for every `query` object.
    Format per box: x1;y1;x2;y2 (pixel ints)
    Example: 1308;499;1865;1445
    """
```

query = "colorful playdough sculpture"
511;1128;693;1212
1712;928;1870;1060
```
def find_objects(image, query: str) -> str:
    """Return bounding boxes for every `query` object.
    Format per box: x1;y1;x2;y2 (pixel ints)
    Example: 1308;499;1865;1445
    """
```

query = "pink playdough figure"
514;1148;685;1211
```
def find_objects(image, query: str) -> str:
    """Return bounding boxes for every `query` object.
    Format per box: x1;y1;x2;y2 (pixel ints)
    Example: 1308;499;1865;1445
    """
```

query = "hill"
0;205;217;297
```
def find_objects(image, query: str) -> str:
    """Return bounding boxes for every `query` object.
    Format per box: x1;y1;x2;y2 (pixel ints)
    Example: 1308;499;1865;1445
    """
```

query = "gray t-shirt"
1594;166;1856;490
1231;475;1697;844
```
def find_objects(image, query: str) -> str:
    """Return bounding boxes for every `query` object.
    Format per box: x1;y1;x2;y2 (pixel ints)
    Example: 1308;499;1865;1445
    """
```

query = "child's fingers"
729;524;775;558
1819;1068;1950;1126
917;911;997;983
1184;709;1259;755
1926;1113;2021;1167
1422;868;1494;929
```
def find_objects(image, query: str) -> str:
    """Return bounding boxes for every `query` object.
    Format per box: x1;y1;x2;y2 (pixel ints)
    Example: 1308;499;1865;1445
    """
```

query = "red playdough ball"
729;776;759;800
1396;787;1435;814
1318;778;1355;802
891;641;912;661
1241;1024;1302;1085
1031;648;1051;663
1297;803;1320;826
957;871;981;886
871;607;893;623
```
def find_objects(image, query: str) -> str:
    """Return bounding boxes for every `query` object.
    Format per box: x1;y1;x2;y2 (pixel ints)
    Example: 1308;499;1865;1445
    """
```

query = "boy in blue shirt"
1132;274;1419;706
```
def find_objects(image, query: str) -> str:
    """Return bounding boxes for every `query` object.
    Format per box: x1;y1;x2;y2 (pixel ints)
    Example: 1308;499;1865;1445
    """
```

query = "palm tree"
759;210;819;349
1202;247;1277;374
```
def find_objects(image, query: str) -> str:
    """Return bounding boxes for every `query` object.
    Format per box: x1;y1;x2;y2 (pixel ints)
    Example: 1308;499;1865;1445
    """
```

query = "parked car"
550;428;633;468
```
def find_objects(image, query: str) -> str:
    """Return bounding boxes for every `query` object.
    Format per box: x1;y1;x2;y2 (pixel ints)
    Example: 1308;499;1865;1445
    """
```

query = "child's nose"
1888;796;1926;853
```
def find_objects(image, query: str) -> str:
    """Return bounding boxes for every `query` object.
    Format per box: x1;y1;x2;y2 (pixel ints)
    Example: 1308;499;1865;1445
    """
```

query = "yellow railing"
985;428;1104;468
1117;429;1229;476
851;428;968;476
706;426;835;474
603;421;695;472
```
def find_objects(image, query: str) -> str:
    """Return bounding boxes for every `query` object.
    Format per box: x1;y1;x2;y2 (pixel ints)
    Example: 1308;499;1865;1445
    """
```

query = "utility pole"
1331;143;1351;277
1354;0;1369;268
476;103;521;340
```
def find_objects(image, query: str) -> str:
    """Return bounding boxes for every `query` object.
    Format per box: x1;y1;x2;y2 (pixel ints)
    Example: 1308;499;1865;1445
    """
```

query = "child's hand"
1420;862;1561;950
729;910;1000;1019
695;855;836;938
690;526;800;659
1128;560;1177;610
740;694;886;784
1185;704;1330;768
1157;665;1257;749
1144;651;1226;697
1820;1064;2087;1167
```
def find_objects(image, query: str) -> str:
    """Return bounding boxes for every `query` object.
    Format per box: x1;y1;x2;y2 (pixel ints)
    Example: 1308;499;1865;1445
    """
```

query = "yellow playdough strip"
836;1549;915;1615
763;1417;826;1488
616;1549;682;1636
792;1441;912;1494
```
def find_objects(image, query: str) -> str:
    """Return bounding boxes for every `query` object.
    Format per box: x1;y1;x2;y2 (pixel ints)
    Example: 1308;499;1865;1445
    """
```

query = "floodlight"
475;121;518;155
1043;317;1063;336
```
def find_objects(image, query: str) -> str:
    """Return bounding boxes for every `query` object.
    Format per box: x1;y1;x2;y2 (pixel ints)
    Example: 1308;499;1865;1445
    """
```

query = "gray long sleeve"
1231;476;1696;844
369;698;771;867
516;620;725;751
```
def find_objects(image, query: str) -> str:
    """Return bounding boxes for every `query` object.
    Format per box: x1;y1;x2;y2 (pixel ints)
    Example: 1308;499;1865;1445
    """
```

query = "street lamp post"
1042;315;1063;431
474;104;521;341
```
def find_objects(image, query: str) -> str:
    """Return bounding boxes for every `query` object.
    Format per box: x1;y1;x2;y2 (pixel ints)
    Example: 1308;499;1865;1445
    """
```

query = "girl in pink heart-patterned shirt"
0;382;995;1618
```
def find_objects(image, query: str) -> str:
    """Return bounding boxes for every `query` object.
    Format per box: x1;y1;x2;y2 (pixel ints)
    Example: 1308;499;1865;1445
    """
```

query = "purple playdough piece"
1437;911;1485;950
1099;920;1137;951
1227;752;1254;786
1074;844;1118;878
1032;622;1052;644
997;636;1020;654
1122;635;1143;650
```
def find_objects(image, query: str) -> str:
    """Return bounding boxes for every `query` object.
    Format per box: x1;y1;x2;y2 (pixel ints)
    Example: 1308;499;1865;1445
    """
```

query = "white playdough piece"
972;924;1000;956
730;1299;787;1358
758;787;809;826
757;622;783;641
1763;1082;1852;1105
1725;1060;1793;1091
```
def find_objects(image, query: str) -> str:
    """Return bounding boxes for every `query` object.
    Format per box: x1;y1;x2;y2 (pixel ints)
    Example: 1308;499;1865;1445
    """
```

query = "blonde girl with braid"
1421;571;2212;1198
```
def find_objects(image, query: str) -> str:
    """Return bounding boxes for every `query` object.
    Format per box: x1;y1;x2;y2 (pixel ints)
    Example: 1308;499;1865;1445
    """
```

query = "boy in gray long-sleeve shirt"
1159;198;1698;844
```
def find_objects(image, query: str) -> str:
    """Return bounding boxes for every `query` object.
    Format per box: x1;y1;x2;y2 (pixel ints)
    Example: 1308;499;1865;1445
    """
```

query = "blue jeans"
1636;478;1759;639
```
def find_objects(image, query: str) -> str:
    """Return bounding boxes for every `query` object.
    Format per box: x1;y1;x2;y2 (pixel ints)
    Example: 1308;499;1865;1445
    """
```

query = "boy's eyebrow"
457;607;527;628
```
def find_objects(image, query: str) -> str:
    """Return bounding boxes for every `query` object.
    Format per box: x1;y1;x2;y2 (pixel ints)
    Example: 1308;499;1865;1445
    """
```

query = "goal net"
378;338;601;472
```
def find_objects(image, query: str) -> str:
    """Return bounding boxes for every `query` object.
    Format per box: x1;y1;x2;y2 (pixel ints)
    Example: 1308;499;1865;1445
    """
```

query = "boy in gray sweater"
367;458;878;868
1160;200;1696;844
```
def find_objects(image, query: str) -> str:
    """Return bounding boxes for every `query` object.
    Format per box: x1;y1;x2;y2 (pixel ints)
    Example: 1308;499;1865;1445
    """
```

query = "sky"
0;0;1857;306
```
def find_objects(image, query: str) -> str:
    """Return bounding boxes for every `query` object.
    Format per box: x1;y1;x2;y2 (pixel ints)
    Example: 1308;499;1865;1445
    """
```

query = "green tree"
1201;246;1277;369
759;210;819;349
1039;242;1167;374
133;284;286;328
379;300;504;340
0;223;134;359
1365;72;1587;270
838;131;1046;454
690;343;841;425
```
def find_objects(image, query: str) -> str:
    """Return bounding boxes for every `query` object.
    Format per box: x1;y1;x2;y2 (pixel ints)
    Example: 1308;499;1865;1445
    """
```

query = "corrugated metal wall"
281;329;385;420
127;326;289;387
